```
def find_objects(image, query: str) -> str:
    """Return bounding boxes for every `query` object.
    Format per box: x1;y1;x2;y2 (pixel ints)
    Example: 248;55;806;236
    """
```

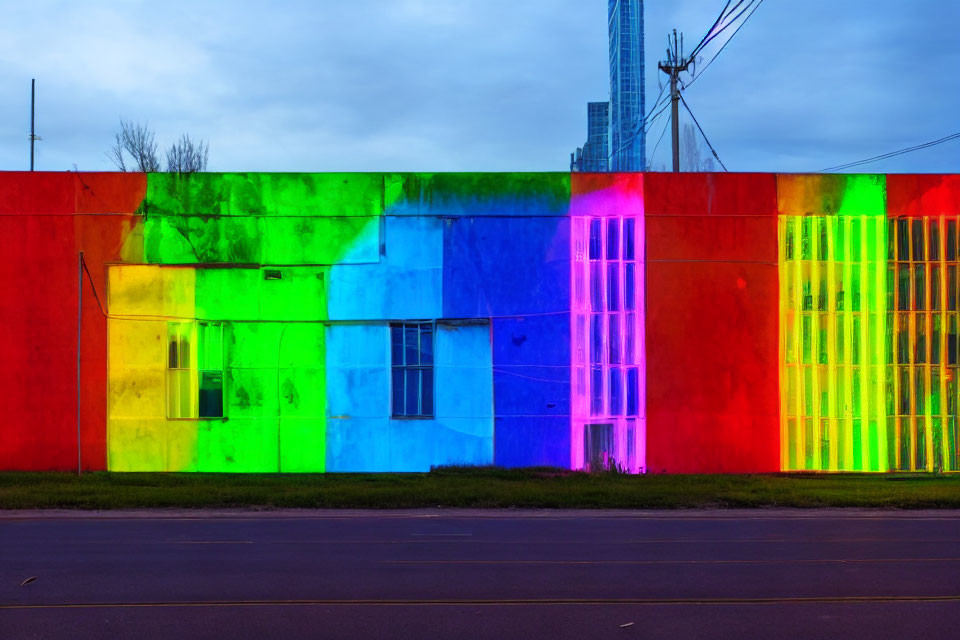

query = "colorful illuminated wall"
1;171;958;473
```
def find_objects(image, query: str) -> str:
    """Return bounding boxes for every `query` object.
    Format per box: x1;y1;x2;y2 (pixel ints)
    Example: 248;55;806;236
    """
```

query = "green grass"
3;467;960;510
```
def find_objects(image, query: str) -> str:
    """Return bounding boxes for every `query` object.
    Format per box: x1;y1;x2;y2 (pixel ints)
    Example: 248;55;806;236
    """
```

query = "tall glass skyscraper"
572;1;645;172
608;0;645;171
570;102;609;172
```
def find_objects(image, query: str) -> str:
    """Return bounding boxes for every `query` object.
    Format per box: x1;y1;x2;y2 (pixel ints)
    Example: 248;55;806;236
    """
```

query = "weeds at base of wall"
4;468;960;510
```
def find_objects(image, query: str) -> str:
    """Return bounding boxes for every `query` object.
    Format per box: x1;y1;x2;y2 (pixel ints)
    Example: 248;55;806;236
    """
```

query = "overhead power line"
649;114;672;168
643;99;672;134
688;1;734;60
644;82;669;123
697;0;757;54
688;0;765;88
679;94;728;172
818;132;960;173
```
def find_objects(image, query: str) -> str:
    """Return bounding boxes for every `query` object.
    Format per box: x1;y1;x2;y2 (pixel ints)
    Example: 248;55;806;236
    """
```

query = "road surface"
3;509;960;639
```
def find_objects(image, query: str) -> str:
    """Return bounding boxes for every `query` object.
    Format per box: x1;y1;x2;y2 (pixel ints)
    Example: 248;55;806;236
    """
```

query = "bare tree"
646;161;670;172
166;133;209;173
107;119;161;172
681;123;716;172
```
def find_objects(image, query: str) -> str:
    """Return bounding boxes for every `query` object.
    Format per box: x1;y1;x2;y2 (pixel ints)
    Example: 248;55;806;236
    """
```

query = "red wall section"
887;174;960;217
644;173;780;473
0;172;144;471
75;174;145;471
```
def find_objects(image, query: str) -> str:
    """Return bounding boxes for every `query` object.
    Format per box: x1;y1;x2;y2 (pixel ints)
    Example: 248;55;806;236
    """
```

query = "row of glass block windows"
589;217;637;260
785;312;960;366
783;363;960;418
890;218;960;262
783;264;960;313
782;417;957;471
783;217;960;263
782;216;879;262
588;313;641;367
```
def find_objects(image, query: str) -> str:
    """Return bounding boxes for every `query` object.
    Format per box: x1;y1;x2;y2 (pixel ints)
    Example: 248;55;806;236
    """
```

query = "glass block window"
887;217;960;472
780;214;887;471
572;208;644;473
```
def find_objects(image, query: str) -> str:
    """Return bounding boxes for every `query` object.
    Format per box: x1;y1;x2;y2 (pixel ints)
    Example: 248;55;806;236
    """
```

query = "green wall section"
109;173;401;472
194;271;329;472
208;322;326;472
143;174;389;472
142;173;385;265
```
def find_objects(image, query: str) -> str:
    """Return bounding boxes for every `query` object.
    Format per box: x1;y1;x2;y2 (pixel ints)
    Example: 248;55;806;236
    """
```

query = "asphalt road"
3;509;960;639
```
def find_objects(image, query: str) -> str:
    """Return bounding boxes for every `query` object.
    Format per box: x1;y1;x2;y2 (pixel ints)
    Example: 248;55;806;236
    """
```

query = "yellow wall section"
107;266;198;471
106;264;327;472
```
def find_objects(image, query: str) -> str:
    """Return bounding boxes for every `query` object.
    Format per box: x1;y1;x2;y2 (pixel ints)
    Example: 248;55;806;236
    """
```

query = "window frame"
166;320;225;420
390;321;435;419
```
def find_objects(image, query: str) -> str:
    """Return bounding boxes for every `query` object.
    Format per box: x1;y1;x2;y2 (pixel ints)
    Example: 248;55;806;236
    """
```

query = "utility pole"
658;30;690;173
29;79;41;171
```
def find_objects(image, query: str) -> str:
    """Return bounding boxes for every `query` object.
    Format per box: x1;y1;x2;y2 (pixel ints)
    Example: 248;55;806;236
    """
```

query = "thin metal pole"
30;79;35;171
670;71;680;173
77;251;83;476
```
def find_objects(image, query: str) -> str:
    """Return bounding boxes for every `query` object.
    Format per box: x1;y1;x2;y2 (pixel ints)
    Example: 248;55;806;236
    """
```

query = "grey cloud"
0;1;956;172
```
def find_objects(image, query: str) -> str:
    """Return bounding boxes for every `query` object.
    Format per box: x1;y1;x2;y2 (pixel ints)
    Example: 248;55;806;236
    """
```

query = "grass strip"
3;467;960;510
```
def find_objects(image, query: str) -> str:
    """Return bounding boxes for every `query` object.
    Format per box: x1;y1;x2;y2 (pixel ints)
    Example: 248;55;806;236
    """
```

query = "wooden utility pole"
657;30;690;173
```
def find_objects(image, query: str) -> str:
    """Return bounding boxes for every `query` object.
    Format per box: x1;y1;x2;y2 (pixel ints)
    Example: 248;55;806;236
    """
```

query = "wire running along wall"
2;171;960;473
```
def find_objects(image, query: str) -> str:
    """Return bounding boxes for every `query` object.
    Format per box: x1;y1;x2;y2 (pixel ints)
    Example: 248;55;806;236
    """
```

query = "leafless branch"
106;131;127;171
107;119;161;172
166;133;209;173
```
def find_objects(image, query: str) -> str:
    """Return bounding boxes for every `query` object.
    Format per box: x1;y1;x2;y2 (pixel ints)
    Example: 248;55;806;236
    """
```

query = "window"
167;321;223;419
583;423;613;472
391;322;434;418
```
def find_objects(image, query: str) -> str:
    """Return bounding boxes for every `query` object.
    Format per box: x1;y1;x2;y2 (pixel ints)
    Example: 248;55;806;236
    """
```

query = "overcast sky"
0;0;957;173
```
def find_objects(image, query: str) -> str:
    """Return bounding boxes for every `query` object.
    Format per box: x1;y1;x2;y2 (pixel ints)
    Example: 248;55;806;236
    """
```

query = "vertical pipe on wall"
276;323;289;473
76;251;83;475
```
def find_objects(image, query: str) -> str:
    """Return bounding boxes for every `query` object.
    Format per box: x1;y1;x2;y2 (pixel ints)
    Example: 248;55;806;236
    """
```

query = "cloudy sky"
0;0;956;173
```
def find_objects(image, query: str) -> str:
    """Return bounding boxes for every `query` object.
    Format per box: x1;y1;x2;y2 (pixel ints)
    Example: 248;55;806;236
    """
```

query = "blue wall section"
492;316;571;468
324;322;493;471
324;207;494;471
327;215;442;321
443;216;572;468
